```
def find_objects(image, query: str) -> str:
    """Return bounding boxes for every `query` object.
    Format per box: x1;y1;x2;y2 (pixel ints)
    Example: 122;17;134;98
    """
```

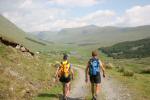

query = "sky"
0;0;150;32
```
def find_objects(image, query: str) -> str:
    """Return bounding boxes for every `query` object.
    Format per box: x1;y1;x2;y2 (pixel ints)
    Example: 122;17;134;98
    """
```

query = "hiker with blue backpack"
85;50;105;100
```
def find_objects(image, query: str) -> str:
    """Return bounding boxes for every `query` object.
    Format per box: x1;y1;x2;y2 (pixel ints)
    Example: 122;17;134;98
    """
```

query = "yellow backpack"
59;61;70;77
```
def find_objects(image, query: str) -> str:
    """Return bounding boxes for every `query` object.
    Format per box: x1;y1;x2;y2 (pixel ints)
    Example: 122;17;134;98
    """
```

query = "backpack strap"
89;57;99;63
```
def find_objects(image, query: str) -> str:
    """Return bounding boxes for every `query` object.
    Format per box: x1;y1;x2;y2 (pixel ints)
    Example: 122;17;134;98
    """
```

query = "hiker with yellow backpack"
55;54;74;100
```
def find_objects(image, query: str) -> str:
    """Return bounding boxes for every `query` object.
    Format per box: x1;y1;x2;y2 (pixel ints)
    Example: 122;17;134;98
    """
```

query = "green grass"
0;43;5;54
107;68;150;100
93;51;150;100
34;83;62;100
0;43;59;99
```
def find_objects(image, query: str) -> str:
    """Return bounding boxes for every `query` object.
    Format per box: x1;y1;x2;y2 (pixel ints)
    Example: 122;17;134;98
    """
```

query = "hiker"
55;54;74;100
85;50;105;100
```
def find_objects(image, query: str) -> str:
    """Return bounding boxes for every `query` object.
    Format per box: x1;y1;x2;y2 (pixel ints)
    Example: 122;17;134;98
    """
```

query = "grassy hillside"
0;15;48;52
103;56;150;100
99;38;150;58
0;15;27;42
0;42;57;99
33;25;150;46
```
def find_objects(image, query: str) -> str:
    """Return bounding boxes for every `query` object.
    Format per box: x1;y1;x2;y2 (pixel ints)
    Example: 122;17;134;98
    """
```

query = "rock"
16;45;21;49
36;51;40;54
20;46;27;52
9;87;14;92
17;63;21;66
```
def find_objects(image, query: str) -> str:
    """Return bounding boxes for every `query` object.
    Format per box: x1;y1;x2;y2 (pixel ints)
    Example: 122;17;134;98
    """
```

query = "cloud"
19;0;33;9
50;0;103;7
77;5;150;27
52;5;150;30
47;19;87;30
79;10;116;26
114;5;150;27
1;0;150;32
1;0;68;31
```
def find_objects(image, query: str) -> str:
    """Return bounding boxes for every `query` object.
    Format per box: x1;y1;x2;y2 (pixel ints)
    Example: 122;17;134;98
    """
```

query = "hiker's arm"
85;62;89;82
99;60;105;77
55;66;60;78
70;67;74;80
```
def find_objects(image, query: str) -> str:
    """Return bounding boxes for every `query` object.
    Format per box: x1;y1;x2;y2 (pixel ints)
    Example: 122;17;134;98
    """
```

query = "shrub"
105;62;113;69
140;67;150;74
123;70;134;76
118;67;124;72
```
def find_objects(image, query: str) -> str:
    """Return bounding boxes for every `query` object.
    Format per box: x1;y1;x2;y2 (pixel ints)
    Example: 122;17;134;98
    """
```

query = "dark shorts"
59;75;71;83
90;72;101;84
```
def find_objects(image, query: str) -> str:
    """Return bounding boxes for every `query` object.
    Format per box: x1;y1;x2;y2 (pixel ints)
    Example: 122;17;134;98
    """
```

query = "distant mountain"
0;15;46;51
33;25;150;46
99;38;150;58
30;31;58;41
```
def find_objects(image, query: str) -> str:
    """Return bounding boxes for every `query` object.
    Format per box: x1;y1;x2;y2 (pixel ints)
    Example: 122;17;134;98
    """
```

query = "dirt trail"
69;66;132;100
69;67;90;100
100;76;132;100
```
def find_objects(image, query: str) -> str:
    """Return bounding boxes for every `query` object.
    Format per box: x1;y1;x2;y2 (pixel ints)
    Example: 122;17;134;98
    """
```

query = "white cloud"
78;5;150;27
51;19;87;30
50;0;102;7
19;0;33;8
114;5;150;27
1;0;150;32
1;0;68;31
79;10;116;26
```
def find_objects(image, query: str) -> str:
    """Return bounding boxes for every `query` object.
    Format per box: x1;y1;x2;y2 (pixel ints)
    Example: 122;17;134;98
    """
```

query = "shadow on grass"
38;93;85;100
59;94;85;100
38;93;58;98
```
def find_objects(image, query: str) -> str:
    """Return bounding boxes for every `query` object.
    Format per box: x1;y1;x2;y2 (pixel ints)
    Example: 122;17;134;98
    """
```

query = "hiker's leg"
91;83;95;97
64;83;68;97
66;82;70;97
63;83;65;97
96;83;100;96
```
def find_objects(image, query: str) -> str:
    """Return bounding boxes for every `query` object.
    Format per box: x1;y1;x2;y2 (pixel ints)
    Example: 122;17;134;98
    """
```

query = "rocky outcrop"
0;36;34;56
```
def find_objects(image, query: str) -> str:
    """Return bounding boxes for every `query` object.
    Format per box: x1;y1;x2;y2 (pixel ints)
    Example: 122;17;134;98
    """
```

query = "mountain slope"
33;25;150;46
0;42;57;99
0;15;46;52
0;15;27;42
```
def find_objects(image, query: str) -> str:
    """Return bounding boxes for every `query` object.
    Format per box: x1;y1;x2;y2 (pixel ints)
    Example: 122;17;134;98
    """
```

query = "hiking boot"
92;97;96;100
63;96;68;100
92;96;97;100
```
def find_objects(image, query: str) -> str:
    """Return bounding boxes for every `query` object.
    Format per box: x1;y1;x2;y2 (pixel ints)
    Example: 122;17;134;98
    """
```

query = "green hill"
0;15;46;52
99;38;150;58
0;40;58;99
33;25;150;46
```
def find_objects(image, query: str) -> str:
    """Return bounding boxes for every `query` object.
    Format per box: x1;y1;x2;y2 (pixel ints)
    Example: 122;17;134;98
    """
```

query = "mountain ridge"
32;25;150;46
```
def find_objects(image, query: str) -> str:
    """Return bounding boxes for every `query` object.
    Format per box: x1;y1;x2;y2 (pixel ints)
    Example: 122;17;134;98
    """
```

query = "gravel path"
100;76;132;100
69;67;90;100
65;66;132;100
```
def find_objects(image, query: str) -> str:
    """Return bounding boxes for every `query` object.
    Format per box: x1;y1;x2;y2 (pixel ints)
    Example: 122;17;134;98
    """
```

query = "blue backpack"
89;58;100;76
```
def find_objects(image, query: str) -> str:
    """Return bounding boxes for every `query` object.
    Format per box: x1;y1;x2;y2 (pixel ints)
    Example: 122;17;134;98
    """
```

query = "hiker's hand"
55;76;59;82
85;77;88;83
103;73;105;78
72;76;74;80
